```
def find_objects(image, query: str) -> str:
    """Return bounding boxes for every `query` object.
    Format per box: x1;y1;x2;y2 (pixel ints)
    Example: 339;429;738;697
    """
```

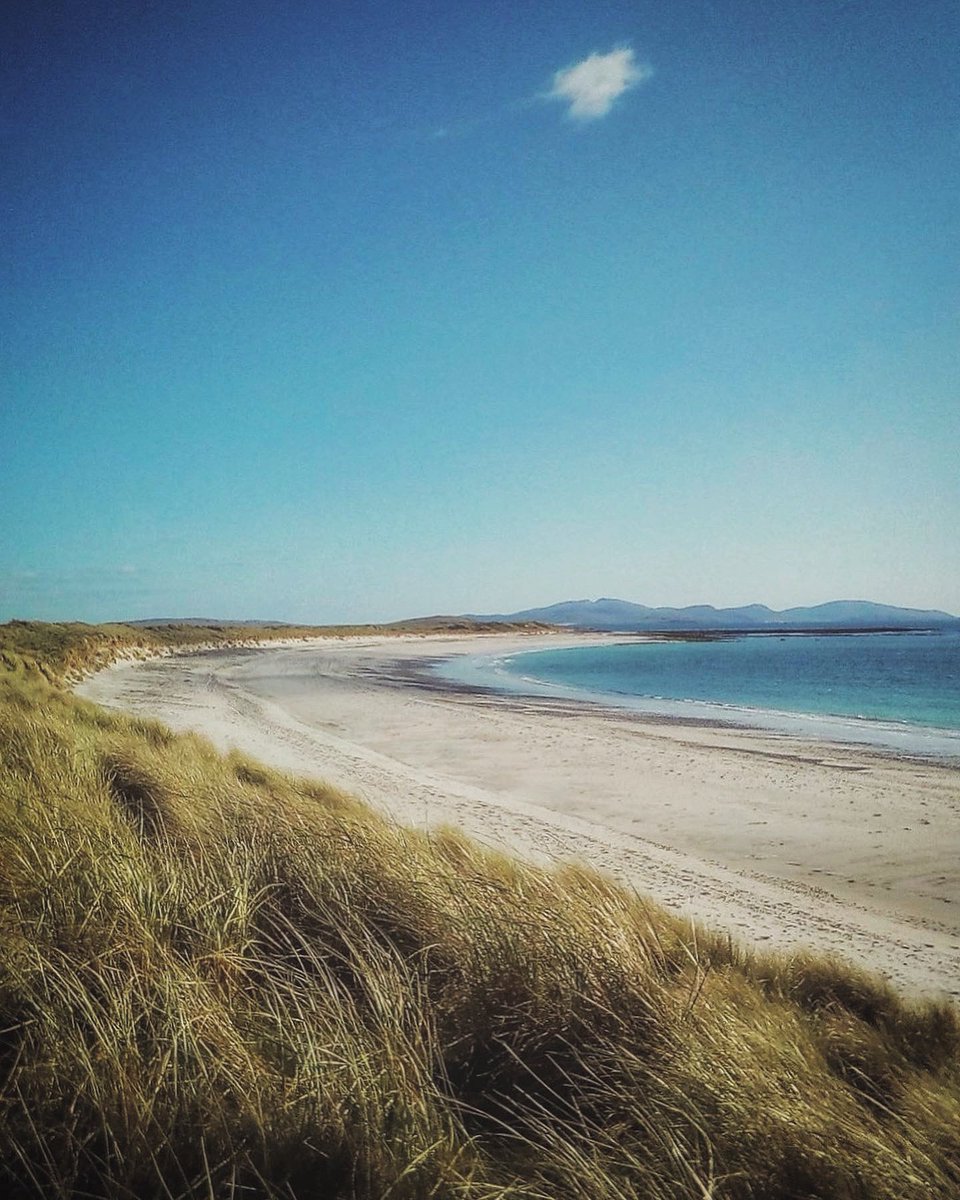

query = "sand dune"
77;633;960;998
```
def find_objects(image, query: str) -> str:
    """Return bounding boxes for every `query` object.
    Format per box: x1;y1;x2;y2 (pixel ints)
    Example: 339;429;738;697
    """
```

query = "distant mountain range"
468;599;960;632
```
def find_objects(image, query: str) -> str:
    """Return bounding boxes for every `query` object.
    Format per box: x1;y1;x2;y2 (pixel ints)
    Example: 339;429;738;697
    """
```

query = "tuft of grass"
0;634;957;1198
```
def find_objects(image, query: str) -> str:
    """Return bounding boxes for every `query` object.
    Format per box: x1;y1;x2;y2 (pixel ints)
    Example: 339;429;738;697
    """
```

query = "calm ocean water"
435;631;960;759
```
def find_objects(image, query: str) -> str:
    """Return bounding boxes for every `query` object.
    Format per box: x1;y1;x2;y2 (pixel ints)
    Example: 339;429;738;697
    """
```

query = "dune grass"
0;618;397;687
0;626;958;1197
0;616;548;689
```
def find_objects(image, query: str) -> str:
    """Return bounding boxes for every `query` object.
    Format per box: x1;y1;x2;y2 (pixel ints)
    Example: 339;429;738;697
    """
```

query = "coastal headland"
77;631;960;998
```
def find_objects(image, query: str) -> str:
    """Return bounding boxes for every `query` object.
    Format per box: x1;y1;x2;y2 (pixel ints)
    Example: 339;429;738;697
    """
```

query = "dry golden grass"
0;618;375;686
0;625;957;1197
0;617;550;689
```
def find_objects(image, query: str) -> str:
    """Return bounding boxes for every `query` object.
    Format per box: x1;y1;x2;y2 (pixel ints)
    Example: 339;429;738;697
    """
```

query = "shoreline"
422;635;960;764
379;649;960;767
76;632;960;998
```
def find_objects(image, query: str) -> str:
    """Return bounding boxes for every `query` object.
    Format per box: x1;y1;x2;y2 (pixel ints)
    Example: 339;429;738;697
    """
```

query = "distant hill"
125;618;292;628
125;616;552;634
468;598;960;632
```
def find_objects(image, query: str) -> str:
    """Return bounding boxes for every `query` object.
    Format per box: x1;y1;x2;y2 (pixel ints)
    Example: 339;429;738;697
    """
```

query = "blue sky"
2;0;958;623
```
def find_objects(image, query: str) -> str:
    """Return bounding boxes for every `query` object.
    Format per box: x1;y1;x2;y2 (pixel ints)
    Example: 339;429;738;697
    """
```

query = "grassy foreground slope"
0;625;958;1198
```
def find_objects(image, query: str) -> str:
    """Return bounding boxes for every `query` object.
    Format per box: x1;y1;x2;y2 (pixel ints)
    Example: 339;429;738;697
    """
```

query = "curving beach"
77;632;960;998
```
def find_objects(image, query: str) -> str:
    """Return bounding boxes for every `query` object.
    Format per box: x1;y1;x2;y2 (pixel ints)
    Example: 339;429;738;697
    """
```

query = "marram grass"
0;627;958;1198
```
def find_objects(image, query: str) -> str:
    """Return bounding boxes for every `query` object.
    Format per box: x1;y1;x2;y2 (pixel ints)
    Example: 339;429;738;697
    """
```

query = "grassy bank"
0;618;524;687
0;619;343;686
0;617;550;688
1;625;958;1197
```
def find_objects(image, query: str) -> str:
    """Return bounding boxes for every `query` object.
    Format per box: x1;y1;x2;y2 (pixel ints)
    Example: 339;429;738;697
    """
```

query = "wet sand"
77;632;960;998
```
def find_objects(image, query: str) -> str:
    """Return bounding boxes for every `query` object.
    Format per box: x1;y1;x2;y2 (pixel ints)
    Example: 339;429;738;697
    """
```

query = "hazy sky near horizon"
2;0;958;624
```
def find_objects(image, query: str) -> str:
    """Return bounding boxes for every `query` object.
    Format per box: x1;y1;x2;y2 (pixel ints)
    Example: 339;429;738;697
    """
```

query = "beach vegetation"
0;623;957;1198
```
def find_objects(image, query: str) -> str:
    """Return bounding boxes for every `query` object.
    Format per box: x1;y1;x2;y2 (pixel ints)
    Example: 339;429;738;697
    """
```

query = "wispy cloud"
547;46;650;121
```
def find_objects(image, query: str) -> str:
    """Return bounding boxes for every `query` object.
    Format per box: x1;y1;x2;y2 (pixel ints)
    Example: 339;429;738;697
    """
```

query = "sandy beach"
76;632;960;998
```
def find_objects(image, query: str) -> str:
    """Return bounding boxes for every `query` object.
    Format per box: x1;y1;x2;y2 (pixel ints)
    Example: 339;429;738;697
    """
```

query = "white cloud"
548;46;650;121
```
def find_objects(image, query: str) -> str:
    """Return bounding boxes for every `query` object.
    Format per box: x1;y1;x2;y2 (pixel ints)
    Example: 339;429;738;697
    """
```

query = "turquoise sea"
434;631;960;760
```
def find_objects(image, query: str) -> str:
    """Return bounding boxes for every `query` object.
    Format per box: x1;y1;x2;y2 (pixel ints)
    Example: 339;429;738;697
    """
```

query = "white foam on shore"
434;651;960;762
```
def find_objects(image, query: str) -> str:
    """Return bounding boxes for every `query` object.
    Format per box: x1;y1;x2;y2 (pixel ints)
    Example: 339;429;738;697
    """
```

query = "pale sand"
76;633;960;999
